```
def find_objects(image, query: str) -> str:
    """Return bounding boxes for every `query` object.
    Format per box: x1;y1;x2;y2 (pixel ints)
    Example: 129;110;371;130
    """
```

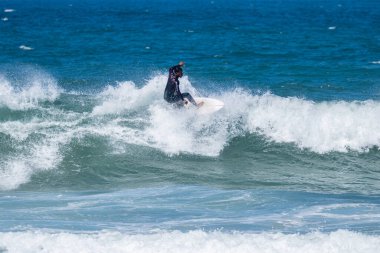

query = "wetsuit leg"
181;93;197;106
164;94;184;108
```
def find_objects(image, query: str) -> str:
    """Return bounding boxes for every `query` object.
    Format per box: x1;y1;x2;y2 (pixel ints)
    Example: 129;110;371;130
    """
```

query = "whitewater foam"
0;72;61;110
0;70;67;189
0;109;85;190
91;76;380;154
0;230;379;253
91;74;220;155
2;74;380;190
242;93;380;153
92;74;198;115
144;104;228;156
0;128;67;190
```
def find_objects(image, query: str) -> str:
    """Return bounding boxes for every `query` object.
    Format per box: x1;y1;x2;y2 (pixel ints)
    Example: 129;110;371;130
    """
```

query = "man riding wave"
163;61;203;107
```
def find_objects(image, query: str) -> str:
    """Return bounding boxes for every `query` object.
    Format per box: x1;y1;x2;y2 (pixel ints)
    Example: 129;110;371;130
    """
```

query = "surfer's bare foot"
197;101;204;107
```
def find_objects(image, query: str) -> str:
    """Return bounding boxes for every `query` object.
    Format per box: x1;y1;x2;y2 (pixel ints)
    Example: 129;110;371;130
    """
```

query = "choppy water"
1;0;380;252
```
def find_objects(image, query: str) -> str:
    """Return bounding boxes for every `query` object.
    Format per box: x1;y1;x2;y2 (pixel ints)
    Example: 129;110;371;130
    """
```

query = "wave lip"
0;230;379;253
243;93;380;153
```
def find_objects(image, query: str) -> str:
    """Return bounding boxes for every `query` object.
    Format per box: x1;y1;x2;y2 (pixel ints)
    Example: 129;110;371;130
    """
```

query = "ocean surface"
1;0;380;252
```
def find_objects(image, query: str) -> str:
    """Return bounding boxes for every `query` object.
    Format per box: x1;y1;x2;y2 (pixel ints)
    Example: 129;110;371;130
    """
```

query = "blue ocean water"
1;0;380;252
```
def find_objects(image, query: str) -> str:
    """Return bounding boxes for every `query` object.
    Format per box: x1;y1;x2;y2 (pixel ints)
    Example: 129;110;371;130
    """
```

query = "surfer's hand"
184;100;188;105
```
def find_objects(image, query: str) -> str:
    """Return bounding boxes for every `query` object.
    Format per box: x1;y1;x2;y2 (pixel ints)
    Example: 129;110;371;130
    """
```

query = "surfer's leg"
166;95;185;107
165;94;179;103
181;93;197;106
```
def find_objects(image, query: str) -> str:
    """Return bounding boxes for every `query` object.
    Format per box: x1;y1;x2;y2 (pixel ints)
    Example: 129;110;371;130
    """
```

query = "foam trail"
0;230;379;253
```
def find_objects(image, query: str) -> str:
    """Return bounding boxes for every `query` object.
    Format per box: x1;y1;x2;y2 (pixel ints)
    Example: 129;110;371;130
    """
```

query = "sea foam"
241;92;380;153
0;119;77;190
2;74;380;190
0;230;379;253
0;72;61;110
92;75;198;115
92;76;380;154
91;75;221;156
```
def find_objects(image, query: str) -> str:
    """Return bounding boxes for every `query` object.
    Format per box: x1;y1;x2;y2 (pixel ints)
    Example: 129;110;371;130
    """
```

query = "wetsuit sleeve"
175;80;184;100
168;65;184;100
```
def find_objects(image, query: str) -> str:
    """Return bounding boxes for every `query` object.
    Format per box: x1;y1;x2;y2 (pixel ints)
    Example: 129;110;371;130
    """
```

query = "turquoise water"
1;0;380;252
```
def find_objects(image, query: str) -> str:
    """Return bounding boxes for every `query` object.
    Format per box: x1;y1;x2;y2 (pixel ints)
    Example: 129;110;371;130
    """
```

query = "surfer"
164;61;203;107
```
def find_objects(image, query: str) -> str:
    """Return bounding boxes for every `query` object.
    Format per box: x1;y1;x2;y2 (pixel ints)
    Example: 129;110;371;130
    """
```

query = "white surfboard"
185;97;224;115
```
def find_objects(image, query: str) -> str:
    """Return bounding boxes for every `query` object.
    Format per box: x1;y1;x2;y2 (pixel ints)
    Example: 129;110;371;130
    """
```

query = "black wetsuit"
164;65;197;106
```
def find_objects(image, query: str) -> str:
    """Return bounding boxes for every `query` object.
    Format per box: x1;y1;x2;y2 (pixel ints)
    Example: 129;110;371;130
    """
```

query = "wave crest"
242;93;380;153
1;74;380;190
0;70;61;110
89;76;380;155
